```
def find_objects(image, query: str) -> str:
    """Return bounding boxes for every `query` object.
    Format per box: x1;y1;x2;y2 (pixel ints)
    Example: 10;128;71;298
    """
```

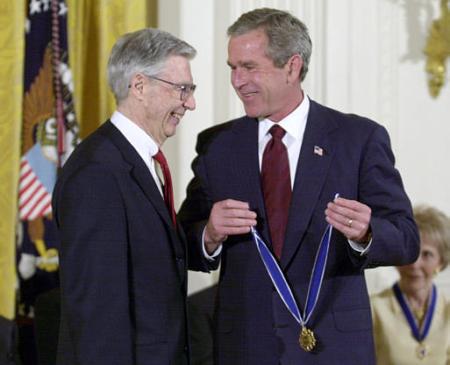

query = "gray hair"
227;8;312;82
414;204;450;270
107;28;196;103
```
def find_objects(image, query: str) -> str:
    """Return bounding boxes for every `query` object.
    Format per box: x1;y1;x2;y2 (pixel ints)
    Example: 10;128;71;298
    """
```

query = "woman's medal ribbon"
392;282;437;359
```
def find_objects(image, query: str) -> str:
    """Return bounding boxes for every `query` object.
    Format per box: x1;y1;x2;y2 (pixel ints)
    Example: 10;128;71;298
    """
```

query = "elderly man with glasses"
52;28;200;365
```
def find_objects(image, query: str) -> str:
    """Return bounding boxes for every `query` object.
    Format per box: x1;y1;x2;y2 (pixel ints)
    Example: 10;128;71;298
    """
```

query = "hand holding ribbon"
204;199;257;254
325;196;372;244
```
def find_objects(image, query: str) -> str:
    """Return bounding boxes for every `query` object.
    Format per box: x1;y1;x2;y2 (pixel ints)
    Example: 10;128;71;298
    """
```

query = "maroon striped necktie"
261;125;292;258
153;149;176;226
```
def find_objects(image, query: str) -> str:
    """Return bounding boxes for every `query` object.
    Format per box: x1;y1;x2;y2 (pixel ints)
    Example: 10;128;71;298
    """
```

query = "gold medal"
299;326;316;352
416;342;428;359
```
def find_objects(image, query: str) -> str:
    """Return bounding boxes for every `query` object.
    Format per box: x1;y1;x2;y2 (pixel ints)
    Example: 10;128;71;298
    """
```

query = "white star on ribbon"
59;1;68;16
41;0;50;11
29;0;42;15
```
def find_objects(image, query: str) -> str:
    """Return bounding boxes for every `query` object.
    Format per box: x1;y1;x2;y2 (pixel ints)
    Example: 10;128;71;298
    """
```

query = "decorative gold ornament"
34;239;59;272
424;0;450;98
299;326;317;352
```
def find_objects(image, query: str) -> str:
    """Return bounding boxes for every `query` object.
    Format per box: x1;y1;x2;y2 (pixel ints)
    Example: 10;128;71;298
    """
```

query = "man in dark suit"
178;8;420;365
52;28;201;365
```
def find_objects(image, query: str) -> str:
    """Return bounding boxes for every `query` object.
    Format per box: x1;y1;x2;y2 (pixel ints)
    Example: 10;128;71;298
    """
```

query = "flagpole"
51;0;65;168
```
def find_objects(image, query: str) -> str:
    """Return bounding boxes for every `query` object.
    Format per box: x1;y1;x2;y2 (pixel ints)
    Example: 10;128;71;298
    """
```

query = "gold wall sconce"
424;0;450;98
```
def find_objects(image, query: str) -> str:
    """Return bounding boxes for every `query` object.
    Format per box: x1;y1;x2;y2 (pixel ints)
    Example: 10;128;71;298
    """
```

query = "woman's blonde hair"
414;204;450;270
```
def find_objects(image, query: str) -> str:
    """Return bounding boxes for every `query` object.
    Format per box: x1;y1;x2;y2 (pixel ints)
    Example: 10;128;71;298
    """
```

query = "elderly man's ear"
129;74;146;96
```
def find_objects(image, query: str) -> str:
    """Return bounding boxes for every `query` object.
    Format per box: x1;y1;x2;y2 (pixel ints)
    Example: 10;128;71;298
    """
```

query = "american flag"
20;0;79;227
314;145;324;156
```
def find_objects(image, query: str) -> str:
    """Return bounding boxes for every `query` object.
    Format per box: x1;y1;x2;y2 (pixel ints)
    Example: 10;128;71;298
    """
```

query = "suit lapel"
281;101;338;268
99;122;185;261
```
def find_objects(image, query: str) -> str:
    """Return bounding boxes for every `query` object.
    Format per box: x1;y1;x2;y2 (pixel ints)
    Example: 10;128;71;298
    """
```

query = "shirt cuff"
348;237;372;256
202;227;222;260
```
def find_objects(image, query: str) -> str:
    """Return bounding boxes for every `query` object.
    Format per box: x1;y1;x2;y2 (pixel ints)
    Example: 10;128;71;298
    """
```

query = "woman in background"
371;205;450;365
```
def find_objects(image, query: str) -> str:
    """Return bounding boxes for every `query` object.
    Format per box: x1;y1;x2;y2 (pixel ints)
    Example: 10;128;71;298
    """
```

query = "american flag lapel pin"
313;145;324;156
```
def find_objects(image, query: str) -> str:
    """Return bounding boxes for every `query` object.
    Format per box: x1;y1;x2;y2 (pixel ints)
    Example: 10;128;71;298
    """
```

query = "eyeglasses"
148;75;196;101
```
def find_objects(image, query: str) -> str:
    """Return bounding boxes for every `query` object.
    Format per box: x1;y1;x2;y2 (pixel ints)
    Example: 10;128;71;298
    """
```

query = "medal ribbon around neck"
393;282;437;342
250;194;337;333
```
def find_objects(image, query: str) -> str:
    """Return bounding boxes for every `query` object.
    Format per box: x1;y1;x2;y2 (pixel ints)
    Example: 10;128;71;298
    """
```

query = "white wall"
158;0;450;296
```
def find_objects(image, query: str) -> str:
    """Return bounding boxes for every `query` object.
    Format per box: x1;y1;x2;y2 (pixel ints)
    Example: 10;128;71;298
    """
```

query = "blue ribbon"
393;282;437;342
250;214;333;327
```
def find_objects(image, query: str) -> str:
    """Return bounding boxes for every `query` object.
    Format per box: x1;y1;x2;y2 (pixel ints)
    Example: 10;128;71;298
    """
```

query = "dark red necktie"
261;125;292;258
153;150;176;226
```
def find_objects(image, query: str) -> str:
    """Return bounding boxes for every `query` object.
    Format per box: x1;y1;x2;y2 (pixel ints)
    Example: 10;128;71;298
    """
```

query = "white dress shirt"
258;95;309;188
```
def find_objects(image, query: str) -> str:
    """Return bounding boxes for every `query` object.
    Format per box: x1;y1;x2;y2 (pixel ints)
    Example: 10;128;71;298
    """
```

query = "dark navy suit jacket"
178;100;419;365
52;121;201;365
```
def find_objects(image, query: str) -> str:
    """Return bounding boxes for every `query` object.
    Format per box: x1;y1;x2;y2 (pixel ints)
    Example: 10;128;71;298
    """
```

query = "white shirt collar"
110;111;159;161
258;94;310;145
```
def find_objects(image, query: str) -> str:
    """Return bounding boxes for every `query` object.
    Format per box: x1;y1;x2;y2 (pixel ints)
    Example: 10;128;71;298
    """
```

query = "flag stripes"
18;158;52;220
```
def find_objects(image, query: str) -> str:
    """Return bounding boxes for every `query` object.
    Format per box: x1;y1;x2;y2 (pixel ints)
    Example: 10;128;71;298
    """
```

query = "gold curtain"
0;0;156;319
0;1;25;320
67;0;157;137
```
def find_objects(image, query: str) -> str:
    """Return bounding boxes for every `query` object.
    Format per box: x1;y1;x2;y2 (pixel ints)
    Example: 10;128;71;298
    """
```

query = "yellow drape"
0;1;25;320
0;0;156;320
67;0;157;137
